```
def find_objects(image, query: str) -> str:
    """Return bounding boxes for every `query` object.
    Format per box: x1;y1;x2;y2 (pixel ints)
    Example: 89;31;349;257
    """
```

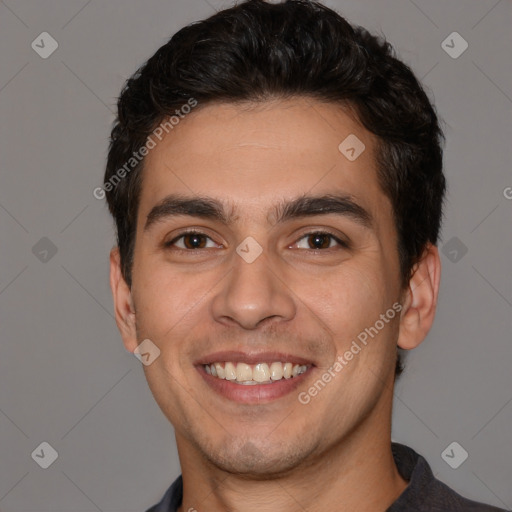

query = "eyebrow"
273;193;373;229
143;193;373;232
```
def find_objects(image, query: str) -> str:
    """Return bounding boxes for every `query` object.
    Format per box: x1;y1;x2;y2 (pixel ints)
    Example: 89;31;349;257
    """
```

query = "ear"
397;243;441;350
109;247;138;353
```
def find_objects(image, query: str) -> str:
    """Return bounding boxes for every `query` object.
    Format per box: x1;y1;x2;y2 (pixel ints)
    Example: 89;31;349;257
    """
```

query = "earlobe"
109;247;139;353
397;243;441;350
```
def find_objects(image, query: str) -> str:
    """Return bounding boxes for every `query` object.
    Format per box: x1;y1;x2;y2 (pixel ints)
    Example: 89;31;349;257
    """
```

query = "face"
116;98;408;476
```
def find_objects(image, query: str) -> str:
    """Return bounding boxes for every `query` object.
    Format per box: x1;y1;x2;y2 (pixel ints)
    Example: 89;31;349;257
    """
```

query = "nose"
211;249;296;330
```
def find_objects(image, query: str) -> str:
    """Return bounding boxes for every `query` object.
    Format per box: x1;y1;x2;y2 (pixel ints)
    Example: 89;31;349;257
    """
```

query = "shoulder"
389;443;509;512
145;474;183;512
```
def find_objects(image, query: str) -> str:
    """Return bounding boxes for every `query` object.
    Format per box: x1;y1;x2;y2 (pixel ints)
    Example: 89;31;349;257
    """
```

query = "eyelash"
164;230;349;252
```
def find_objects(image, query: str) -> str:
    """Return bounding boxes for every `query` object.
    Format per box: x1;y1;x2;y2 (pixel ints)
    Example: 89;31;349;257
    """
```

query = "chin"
202;437;314;478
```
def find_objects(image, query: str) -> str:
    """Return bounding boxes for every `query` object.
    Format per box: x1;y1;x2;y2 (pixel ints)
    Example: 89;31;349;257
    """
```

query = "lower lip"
197;365;314;404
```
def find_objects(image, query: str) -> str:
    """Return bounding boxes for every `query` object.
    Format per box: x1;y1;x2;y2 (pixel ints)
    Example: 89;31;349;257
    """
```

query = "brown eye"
165;232;220;250
307;233;332;249
294;231;347;250
182;233;207;249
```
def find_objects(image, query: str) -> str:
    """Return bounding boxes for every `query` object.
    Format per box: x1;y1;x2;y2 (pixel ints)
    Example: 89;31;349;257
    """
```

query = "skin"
110;97;441;512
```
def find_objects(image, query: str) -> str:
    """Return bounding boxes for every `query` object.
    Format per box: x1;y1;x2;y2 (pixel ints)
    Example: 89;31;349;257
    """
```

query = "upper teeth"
204;362;308;383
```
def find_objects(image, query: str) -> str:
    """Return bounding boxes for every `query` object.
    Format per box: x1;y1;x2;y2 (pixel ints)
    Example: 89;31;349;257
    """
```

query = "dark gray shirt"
146;443;509;511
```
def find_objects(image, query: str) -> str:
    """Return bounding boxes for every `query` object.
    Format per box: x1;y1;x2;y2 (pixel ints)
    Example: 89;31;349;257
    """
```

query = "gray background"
1;0;511;510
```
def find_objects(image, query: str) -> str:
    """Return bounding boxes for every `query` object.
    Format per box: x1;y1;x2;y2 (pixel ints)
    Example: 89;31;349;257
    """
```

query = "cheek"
133;267;206;405
289;262;398;375
132;262;203;342
295;261;387;328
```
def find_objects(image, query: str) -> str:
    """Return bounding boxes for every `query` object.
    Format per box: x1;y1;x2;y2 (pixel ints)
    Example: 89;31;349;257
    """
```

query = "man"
104;1;508;510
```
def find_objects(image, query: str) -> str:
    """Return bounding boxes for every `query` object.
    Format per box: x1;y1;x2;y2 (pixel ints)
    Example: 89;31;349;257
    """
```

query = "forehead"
138;98;389;227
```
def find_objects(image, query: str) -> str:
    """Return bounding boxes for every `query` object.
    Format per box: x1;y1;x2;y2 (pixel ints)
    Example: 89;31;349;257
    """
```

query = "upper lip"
194;351;315;366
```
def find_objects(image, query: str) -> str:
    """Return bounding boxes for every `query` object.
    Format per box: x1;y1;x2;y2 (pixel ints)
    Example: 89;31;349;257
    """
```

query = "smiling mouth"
203;361;310;385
